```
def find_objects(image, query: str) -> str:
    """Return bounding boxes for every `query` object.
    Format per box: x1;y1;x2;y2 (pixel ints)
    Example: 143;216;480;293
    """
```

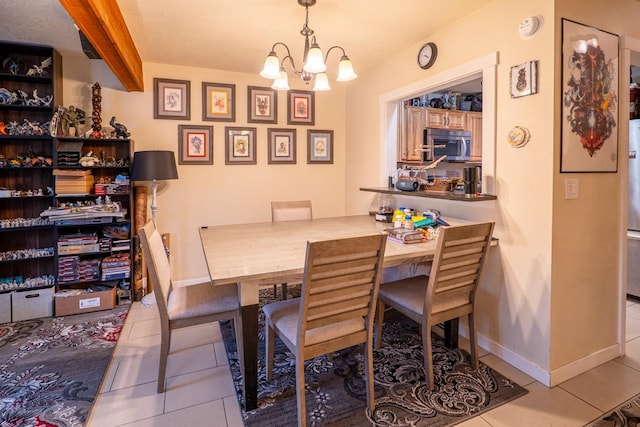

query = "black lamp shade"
131;150;178;181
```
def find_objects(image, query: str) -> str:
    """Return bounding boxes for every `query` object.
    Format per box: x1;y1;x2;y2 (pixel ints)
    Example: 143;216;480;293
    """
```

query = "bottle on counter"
404;215;414;230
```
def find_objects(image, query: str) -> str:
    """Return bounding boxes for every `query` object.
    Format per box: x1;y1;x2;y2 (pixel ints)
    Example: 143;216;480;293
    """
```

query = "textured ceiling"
1;0;491;82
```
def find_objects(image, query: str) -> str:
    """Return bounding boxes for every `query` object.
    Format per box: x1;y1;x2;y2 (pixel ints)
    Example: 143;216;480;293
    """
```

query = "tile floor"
87;298;640;426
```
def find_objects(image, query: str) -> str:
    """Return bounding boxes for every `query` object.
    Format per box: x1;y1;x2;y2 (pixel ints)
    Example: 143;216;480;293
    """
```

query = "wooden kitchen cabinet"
400;106;425;162
426;108;466;130
466;111;482;159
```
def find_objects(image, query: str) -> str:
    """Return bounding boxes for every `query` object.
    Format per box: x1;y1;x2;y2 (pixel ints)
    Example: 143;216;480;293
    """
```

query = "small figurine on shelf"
26;57;52;77
60;105;88;137
90;82;103;139
109;116;130;139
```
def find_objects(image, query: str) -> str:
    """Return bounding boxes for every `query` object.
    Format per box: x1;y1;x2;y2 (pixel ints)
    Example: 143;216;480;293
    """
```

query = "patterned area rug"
587;393;640;426
221;288;528;426
0;308;128;427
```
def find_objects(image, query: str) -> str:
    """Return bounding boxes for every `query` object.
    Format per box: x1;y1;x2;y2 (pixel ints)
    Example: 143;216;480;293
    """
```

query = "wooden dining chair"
138;219;243;393
375;221;494;390
269;200;313;300
263;232;387;427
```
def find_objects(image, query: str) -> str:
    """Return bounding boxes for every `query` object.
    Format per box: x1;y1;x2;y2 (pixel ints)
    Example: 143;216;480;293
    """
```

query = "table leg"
444;319;459;349
241;303;259;411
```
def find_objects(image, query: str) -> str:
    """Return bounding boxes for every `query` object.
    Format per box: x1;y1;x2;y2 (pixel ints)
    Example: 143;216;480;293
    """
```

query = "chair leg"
266;321;275;381
273;284;278;299
158;329;171;393
364;335;375;411
422;319;435;390
375;301;385;349
295;356;307;427
468;313;478;370
282;283;288;300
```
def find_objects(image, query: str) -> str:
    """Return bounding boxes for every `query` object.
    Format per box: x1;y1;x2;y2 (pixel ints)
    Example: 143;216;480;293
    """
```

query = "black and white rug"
221;288;528;426
587;393;640;426
0;308;128;426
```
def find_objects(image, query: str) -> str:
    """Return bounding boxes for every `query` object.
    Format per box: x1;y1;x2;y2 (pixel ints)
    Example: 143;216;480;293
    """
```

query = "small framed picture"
178;125;213;165
225;126;257;165
307;129;333;164
247;86;277;123
202;82;235;122
287;90;315;125
510;60;538;98
268;128;297;164
154;78;191;120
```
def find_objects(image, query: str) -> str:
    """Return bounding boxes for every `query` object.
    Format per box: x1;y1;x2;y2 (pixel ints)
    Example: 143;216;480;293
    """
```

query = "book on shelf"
385;228;425;244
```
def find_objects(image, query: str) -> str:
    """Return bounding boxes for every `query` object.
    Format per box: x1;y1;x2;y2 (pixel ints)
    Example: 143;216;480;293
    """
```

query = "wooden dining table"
198;214;454;410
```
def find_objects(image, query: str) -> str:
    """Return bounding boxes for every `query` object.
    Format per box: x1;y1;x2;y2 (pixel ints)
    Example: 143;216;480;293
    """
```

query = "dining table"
198;214;459;410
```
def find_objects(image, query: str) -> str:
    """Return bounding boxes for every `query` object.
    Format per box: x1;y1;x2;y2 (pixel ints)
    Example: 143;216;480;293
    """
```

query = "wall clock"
417;42;437;69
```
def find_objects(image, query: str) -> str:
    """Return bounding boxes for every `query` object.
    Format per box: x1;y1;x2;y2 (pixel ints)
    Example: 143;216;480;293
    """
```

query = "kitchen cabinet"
400;106;425;162
466;112;482;159
426;108;466;130
0;42;62;321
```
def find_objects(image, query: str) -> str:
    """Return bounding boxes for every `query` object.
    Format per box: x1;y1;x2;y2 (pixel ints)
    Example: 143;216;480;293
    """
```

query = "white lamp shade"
260;52;281;79
336;56;357;82
313;72;331;91
303;43;326;73
271;70;290;90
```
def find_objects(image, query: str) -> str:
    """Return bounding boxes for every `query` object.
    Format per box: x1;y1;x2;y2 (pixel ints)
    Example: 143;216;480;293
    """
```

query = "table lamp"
131;150;178;222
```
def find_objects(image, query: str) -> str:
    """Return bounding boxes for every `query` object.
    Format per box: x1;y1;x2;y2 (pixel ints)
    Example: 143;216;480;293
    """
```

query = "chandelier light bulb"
260;52;282;79
304;41;327;73
313;72;331;91
271;69;290;91
336;55;357;82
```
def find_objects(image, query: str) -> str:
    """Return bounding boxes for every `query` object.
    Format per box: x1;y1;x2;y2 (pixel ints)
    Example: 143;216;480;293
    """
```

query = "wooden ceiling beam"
59;0;143;92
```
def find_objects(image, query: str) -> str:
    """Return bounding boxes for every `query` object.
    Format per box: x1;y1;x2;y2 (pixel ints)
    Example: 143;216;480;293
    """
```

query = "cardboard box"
12;286;54;321
55;287;116;316
0;292;11;323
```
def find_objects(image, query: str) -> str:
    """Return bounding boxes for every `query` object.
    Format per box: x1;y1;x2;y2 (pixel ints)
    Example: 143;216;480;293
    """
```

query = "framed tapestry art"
178;125;213;165
202;82;235;122
154;78;190;120
307;129;333;164
561;19;619;173
247;86;277;124
268;128;297;164
287;90;315;125
225;126;257;165
510;60;538;98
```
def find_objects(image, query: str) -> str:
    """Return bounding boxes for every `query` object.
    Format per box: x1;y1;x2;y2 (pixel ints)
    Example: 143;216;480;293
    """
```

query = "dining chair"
269;200;313;300
263;232;387;427
138;219;243;393
375;221;494;390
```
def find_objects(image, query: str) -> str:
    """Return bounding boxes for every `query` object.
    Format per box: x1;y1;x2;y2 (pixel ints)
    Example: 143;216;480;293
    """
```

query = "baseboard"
460;323;623;387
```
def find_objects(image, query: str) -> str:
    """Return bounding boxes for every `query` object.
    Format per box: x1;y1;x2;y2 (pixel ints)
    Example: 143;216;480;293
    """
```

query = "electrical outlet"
565;178;579;199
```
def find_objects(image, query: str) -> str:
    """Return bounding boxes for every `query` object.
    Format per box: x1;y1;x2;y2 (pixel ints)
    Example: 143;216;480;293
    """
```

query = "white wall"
62;59;347;282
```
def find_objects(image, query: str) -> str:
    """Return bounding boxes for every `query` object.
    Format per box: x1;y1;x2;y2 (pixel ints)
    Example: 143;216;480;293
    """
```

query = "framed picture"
154;78;190;120
225;126;257;165
510;60;538;98
247;86;277;124
202;82;235;122
561;19;619;173
287;90;315;125
268;128;297;164
307;129;333;164
178;125;213;165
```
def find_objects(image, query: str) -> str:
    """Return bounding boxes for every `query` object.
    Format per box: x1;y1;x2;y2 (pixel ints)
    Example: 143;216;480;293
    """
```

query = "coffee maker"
463;167;481;197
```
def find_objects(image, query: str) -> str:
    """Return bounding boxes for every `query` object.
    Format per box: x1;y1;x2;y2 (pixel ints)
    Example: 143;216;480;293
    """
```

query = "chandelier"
259;0;357;91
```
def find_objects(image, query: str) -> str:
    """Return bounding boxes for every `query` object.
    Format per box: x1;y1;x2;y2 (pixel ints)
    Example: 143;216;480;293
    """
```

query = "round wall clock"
417;42;437;69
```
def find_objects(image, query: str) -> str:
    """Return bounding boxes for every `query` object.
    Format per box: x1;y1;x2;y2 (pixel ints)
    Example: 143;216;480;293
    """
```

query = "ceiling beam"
59;0;143;92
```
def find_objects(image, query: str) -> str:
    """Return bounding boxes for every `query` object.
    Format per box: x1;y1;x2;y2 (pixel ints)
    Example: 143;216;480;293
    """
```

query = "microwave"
422;128;472;162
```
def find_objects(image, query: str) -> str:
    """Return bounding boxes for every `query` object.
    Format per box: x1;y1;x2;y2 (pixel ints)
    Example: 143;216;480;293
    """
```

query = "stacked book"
111;239;131;252
101;253;131;281
386;228;425;244
58;233;100;255
57;256;100;283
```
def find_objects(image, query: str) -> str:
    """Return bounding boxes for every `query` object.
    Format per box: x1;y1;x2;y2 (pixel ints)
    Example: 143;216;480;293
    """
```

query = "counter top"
360;187;497;202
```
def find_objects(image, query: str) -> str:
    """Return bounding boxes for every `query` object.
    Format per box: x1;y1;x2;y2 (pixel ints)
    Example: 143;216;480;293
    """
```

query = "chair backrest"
297;232;387;351
271;200;312;222
138;219;172;322
426;221;495;323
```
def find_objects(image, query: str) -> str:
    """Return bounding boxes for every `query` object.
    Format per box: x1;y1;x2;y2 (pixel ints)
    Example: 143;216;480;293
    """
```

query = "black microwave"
422;128;472;162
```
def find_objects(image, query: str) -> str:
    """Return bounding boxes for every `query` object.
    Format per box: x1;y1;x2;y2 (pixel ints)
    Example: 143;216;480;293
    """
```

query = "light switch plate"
565;178;579;199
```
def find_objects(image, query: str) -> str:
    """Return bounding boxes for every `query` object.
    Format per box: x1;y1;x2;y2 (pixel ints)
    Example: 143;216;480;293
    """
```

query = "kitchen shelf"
360;187;497;202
